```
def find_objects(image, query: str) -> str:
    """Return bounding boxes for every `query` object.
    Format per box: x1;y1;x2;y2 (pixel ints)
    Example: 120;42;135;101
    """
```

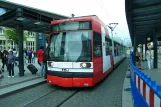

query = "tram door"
101;26;111;73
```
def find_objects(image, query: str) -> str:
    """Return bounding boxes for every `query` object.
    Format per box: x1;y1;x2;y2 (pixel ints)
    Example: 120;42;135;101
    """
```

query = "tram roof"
51;15;107;28
0;0;69;33
125;0;161;45
51;15;110;35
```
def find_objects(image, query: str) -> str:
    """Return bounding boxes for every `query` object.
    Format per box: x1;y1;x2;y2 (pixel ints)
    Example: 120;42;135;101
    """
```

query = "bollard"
127;64;130;71
126;72;130;78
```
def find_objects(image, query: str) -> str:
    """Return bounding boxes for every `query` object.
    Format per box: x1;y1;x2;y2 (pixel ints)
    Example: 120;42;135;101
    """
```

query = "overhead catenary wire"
95;0;113;24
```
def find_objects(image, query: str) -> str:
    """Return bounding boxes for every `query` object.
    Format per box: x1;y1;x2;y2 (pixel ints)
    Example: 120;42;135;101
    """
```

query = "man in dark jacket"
2;50;8;72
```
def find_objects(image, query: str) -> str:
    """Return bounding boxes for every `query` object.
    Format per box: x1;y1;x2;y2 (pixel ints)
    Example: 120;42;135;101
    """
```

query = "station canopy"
0;0;69;33
125;0;161;45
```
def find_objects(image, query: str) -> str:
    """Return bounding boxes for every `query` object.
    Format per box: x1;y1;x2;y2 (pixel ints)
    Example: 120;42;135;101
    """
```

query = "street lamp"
107;23;118;56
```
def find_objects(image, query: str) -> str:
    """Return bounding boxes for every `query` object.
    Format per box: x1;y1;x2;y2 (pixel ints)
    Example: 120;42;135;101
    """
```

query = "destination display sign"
51;21;91;32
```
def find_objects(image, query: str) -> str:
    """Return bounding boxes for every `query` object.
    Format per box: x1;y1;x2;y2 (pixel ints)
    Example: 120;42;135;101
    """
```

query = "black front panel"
47;70;93;78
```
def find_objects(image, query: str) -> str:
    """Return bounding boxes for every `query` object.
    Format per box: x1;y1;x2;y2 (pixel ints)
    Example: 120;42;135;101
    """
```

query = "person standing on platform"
13;48;17;57
32;51;35;63
146;44;153;70
135;47;139;62
37;46;45;77
2;51;8;72
28;50;32;64
7;49;15;78
137;45;143;70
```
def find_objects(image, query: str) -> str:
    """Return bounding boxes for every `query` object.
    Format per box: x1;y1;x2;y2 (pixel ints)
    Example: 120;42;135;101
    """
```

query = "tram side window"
105;36;112;56
120;45;122;55
114;42;119;57
118;43;121;56
121;45;123;55
93;32;102;57
118;44;121;55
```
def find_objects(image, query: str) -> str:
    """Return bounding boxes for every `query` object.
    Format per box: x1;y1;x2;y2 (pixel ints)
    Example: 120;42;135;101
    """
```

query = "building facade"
0;27;36;51
0;27;47;53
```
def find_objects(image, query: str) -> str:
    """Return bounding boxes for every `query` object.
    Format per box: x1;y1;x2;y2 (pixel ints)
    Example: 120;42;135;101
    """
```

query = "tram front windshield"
49;31;92;62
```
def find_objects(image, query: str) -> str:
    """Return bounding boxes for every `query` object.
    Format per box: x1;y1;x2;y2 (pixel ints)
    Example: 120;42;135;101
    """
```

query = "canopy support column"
153;33;158;69
17;25;24;76
133;36;137;65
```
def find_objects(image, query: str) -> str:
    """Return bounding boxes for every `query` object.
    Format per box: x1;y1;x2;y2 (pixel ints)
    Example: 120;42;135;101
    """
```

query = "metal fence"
130;52;161;107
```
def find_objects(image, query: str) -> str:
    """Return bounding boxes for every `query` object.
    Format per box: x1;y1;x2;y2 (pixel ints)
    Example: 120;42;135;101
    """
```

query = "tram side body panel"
92;20;103;85
101;26;113;79
92;22;114;85
113;54;126;68
93;57;103;85
114;56;122;67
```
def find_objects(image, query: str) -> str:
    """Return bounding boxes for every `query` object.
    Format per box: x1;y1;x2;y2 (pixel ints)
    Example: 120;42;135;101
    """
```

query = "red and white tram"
47;15;126;87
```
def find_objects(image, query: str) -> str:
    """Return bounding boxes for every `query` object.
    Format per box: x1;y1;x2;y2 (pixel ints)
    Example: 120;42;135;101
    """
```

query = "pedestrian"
13;48;17;56
137;45;143;70
37;46;45;77
135;47;139;62
24;50;27;64
32;51;35;63
146;44;153;70
28;50;32;63
44;47;48;79
7;49;15;78
1;51;8;72
15;50;19;66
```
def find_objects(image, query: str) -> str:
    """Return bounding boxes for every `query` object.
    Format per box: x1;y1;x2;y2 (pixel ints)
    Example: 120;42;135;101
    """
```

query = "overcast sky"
6;0;131;44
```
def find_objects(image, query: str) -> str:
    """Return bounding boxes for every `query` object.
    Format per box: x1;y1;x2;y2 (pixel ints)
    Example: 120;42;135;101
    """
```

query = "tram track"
22;86;80;107
23;86;60;107
55;89;80;107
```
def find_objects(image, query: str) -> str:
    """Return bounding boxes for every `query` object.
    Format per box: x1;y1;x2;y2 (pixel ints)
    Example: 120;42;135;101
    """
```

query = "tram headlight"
80;63;91;68
81;63;87;68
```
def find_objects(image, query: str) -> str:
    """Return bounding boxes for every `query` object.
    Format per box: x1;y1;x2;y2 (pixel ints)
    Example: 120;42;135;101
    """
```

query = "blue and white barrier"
130;53;161;107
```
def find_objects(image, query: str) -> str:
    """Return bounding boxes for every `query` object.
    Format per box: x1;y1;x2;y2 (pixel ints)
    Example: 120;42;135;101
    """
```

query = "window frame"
93;31;102;57
105;36;112;56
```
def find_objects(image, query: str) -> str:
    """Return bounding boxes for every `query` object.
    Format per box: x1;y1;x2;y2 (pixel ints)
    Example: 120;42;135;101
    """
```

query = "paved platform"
0;58;46;98
140;60;161;84
122;70;133;107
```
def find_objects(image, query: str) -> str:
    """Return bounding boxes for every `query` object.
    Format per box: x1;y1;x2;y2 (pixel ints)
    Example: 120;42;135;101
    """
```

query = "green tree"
4;27;28;45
